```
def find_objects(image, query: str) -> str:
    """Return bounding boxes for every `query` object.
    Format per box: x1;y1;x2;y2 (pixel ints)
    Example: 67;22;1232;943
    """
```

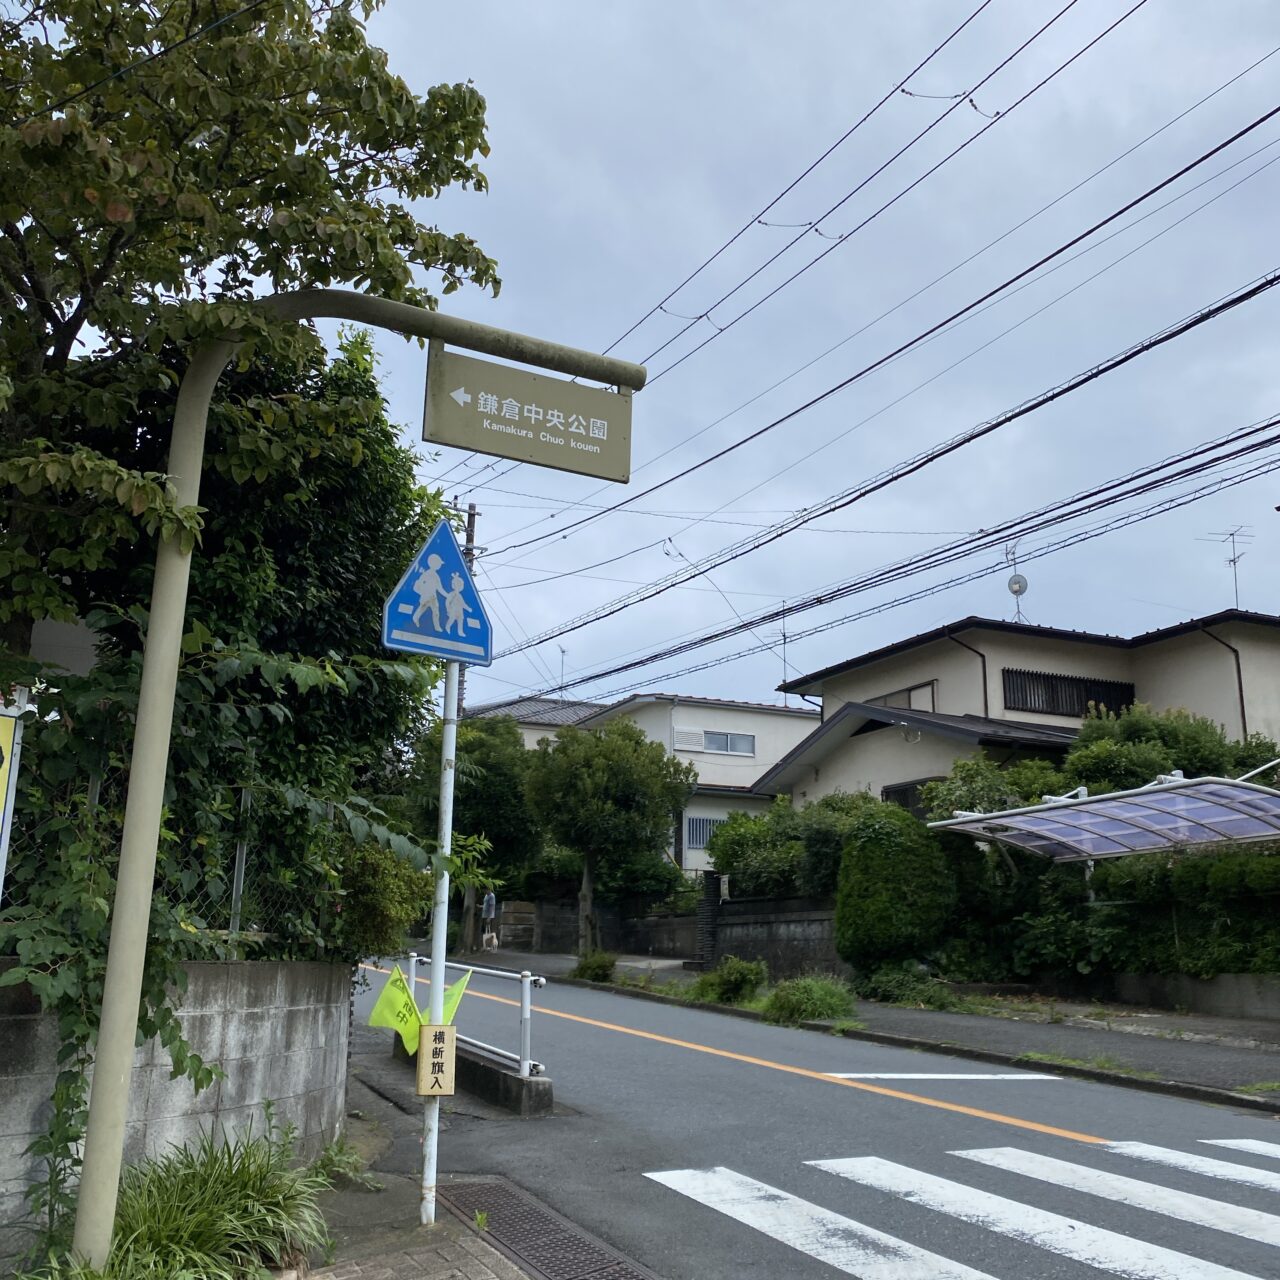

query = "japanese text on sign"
416;1024;456;1097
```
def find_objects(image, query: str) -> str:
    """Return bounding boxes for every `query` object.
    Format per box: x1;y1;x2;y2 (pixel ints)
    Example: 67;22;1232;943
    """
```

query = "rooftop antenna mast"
558;646;567;699
1198;526;1253;608
1005;543;1029;623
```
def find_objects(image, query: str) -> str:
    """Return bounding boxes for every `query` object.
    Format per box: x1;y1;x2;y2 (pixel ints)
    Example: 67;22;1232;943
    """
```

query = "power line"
492;101;1280;561
495;267;1280;657
479;45;1280;550
645;0;1154;383
16;0;278;123
483;133;1280;599
638;0;1096;369
519;423;1280;698
592;453;1280;702
600;0;997;356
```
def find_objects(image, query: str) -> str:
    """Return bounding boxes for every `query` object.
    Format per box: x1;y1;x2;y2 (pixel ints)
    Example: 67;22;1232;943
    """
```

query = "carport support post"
423;659;459;1226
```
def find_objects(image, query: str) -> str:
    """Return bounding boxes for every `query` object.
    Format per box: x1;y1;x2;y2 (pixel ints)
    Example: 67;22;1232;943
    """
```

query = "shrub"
834;800;956;970
16;1120;330;1279
707;807;803;898
761;975;854;1025
686;955;768;1005
571;950;617;982
855;963;966;1010
337;842;433;960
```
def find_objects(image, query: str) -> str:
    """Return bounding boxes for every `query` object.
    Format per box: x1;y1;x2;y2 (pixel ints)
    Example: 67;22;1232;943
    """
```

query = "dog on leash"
481;930;498;953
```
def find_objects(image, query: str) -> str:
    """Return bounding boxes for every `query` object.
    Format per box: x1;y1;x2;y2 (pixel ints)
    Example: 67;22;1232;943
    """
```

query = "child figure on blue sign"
412;554;445;630
444;572;471;637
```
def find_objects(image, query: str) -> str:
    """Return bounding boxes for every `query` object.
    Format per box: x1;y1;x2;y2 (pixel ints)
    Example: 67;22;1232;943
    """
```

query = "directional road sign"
382;520;492;665
424;347;632;483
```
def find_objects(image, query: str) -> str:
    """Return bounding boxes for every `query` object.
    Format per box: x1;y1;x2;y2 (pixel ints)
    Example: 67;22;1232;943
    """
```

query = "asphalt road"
356;964;1280;1280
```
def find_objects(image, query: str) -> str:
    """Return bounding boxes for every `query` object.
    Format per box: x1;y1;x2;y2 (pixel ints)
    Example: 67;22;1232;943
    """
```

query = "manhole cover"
439;1176;661;1280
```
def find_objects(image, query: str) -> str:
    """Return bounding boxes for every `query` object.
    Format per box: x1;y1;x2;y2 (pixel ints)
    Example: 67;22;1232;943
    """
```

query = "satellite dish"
1008;573;1028;597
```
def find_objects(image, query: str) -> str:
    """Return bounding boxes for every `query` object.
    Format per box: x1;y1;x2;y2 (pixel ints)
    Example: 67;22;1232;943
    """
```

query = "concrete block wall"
0;960;350;1270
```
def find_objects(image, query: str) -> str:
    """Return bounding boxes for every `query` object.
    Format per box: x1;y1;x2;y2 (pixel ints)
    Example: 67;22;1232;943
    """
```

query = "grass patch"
570;951;617;982
310;1135;381;1191
761;976;854;1026
854;964;977;1013
829;1018;867;1035
685;956;768;1007
1238;1081;1280;1094
1018;1051;1160;1080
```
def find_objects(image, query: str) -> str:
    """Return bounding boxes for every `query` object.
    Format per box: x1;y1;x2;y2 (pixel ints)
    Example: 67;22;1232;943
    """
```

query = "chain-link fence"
1;775;342;967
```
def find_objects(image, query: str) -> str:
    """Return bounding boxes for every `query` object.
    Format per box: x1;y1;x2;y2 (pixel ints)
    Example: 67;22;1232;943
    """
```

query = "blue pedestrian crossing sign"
382;520;492;665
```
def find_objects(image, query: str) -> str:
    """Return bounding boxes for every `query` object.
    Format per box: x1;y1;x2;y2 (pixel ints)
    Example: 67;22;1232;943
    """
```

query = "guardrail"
408;952;547;1078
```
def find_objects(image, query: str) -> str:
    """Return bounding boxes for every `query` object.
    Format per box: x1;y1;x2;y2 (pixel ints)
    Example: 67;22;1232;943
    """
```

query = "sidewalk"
481;946;1280;1110
312;1063;534;1280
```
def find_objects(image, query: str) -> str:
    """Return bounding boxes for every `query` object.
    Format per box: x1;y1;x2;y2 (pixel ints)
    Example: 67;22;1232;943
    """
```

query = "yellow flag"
368;965;421;1054
440;969;471;1025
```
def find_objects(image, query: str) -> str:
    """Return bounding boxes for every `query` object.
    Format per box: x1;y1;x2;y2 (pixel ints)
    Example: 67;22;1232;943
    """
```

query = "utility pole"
454;497;481;955
453;499;479;714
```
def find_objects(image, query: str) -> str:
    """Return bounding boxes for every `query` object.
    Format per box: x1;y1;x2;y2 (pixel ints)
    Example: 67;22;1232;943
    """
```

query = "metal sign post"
382;516;492;1225
422;660;458;1225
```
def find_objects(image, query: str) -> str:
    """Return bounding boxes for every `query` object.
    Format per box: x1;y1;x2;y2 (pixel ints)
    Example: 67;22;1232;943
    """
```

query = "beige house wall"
794;727;975;806
819;640;978;717
1134;631;1245;739
1234;624;1280;741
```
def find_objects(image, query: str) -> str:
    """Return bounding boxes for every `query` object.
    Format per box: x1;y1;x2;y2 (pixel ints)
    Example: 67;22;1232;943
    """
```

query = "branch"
0;222;60;329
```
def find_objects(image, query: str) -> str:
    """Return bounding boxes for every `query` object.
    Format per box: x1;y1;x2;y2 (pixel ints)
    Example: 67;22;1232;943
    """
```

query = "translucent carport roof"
928;776;1280;862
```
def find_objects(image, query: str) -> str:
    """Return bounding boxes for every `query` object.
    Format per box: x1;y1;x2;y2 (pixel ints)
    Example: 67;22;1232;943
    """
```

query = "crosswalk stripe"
955;1146;1280;1247
825;1073;1060;1080
1109;1142;1280;1192
644;1167;995;1280
1203;1139;1280;1162
812;1156;1264;1280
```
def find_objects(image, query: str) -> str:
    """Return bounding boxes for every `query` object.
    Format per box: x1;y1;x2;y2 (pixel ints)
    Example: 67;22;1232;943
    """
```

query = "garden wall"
0;960;350;1269
712;898;849;980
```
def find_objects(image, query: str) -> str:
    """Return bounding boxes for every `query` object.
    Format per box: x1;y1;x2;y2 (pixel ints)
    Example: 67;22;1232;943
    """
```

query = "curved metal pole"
72;290;644;1266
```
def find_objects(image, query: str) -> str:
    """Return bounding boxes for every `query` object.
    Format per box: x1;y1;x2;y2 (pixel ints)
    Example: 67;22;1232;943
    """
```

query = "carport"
928;764;1280;860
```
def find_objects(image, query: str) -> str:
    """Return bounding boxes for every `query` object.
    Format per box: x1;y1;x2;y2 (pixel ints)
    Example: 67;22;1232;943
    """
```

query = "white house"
758;609;1280;813
578;694;819;871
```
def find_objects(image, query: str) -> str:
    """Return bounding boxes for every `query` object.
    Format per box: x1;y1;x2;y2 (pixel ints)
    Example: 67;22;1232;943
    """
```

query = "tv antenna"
558;645;567;698
1005;544;1029;623
1198;526;1253;608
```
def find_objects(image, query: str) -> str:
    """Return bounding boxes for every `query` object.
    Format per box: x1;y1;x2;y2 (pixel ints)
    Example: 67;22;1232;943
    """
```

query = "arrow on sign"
450;386;472;408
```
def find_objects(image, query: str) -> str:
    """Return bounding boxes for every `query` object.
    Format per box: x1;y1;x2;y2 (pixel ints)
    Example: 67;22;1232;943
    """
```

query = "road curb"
550;975;1280;1116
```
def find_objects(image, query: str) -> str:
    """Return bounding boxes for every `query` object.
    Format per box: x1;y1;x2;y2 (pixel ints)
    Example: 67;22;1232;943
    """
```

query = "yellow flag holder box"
369;954;548;1079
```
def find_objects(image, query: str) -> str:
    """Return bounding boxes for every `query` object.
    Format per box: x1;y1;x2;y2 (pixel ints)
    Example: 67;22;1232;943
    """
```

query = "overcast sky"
332;0;1280;710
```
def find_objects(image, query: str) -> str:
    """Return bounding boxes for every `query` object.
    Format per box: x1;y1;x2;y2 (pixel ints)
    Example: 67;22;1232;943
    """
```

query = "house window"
881;777;945;820
865;681;935;712
687;816;726;849
702;731;755;755
1002;668;1134;718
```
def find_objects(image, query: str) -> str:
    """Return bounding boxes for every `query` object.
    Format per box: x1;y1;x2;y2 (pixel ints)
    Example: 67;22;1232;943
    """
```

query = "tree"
834;801;956;971
404;715;543;949
525;720;696;955
1;0;499;658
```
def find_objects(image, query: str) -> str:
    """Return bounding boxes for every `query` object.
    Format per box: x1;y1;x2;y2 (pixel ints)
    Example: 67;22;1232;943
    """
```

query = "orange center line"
360;963;1107;1145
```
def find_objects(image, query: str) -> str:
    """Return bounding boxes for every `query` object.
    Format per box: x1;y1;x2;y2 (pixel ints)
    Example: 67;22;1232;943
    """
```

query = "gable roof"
752;701;1078;796
780;610;1280;695
463;696;604;727
582;692;819;724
